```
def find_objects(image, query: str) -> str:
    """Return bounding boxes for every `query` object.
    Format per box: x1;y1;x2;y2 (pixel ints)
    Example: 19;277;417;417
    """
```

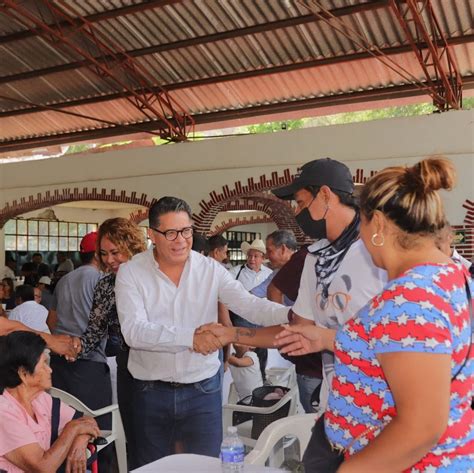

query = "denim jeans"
297;373;322;413
130;371;223;469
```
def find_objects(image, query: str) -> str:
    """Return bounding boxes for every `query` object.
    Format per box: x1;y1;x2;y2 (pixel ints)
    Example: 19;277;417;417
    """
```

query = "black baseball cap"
272;158;355;200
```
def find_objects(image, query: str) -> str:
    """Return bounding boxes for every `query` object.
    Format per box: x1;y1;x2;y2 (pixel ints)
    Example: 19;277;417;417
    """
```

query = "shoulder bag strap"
50;396;83;445
50;396;61;445
235;265;245;281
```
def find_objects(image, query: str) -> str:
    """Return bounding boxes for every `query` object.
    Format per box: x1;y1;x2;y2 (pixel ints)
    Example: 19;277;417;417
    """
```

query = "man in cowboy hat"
230;238;272;291
229;238;273;380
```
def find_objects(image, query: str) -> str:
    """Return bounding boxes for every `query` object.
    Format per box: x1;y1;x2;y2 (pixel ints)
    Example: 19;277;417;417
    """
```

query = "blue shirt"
250;269;293;306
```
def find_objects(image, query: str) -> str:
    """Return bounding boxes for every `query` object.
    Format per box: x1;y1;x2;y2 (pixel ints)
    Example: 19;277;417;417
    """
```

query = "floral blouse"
80;273;127;357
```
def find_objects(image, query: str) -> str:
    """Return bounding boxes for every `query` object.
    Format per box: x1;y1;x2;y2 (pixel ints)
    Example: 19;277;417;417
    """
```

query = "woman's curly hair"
97;218;147;271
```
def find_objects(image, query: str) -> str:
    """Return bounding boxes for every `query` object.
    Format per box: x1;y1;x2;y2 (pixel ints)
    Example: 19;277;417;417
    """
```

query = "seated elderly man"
0;331;100;472
8;284;49;333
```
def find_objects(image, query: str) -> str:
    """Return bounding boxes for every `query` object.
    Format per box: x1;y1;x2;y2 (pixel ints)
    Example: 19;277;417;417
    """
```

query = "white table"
132;453;284;472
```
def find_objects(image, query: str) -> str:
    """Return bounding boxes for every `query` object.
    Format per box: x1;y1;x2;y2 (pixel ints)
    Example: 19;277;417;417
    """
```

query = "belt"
153;380;192;388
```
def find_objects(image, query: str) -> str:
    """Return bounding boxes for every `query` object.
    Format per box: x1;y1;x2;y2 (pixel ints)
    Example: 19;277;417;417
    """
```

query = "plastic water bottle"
220;426;244;472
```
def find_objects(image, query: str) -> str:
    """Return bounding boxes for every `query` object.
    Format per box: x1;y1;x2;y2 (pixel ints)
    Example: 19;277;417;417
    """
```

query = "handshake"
44;333;82;361
192;323;232;355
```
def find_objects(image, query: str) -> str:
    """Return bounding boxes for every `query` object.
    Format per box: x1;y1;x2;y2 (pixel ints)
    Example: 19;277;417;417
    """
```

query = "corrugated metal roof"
0;0;473;155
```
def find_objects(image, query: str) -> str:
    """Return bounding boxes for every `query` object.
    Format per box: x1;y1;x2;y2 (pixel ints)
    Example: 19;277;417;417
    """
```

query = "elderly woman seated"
0;331;100;473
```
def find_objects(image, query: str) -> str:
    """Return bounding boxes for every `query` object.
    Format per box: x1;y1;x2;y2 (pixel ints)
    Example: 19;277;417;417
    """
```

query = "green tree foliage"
65;143;95;154
240;98;474;135
246;119;306;133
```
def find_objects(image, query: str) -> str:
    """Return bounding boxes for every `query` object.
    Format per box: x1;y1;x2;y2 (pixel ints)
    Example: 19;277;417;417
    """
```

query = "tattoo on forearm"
235;327;256;343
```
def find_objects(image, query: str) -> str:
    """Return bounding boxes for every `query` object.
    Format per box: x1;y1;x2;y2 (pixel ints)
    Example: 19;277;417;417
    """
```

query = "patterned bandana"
310;212;360;301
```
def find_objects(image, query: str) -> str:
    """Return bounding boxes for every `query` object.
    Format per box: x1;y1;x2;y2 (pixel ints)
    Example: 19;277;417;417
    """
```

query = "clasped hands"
274;324;331;356
45;333;82;361
192;323;230;355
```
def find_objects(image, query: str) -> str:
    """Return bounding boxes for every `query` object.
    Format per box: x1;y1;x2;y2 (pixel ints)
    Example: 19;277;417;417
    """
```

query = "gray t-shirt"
52;265;105;363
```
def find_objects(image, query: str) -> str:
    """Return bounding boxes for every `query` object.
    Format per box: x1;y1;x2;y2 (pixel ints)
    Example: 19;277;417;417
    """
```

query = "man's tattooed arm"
235;327;257;343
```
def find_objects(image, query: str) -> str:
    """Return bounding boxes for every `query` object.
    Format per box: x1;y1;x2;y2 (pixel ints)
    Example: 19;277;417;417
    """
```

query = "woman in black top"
73;218;146;460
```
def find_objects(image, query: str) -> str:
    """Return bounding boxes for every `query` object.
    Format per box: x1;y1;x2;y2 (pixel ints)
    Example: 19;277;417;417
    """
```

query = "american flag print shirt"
326;263;474;472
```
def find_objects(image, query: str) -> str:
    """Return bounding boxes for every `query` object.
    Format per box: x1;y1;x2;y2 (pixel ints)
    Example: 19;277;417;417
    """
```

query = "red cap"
80;232;98;253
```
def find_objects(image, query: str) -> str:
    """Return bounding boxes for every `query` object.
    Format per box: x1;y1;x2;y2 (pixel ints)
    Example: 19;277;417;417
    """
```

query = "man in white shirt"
115;196;288;469
8;284;49;333
229;238;273;380
230;239;272;291
1;257;16;281
435;224;472;270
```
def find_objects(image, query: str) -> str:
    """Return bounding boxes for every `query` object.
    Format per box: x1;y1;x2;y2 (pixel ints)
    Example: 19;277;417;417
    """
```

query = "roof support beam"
0;0;389;85
389;0;462;110
1;34;472;119
1;0;194;141
0;0;181;45
1;75;473;153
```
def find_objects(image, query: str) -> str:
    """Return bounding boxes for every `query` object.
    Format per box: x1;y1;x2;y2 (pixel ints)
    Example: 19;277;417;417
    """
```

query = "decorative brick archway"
129;208;150;225
217;193;308;243
193;167;376;244
0;187;154;228
210;215;275;236
463;200;474;225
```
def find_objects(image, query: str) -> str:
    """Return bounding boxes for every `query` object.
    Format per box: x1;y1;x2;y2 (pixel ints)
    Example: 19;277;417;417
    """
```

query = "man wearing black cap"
208;159;387;409
272;158;387;406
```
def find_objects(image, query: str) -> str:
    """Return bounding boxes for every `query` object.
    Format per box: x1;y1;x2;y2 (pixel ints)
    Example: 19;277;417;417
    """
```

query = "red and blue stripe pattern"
326;263;473;472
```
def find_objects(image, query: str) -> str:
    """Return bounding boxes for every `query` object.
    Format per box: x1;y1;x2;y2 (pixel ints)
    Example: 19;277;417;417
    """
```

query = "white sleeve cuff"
175;328;195;349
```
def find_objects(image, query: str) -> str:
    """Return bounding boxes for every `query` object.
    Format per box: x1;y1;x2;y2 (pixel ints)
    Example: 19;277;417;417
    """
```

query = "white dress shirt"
9;301;50;333
452;249;472;269
230;264;273;291
115;249;288;383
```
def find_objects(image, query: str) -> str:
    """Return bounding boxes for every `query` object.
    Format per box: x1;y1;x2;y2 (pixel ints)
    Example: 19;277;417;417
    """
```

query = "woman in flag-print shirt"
277;157;473;472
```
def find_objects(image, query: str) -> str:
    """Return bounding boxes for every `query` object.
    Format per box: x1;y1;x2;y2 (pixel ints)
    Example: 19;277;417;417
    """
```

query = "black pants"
303;415;344;473
50;354;115;472
116;349;135;464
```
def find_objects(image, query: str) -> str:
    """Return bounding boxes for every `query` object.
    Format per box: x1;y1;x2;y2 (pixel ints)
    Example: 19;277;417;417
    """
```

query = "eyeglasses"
316;292;351;312
151;226;194;241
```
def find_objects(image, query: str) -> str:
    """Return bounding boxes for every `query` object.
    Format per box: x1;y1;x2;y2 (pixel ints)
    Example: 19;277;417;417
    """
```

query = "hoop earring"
371;233;384;247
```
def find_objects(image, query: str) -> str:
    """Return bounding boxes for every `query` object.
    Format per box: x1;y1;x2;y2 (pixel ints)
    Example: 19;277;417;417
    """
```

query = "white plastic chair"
223;365;298;450
245;413;317;466
49;387;127;473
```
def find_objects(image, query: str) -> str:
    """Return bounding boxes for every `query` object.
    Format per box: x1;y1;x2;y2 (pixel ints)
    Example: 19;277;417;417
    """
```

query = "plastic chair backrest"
245;413;317;466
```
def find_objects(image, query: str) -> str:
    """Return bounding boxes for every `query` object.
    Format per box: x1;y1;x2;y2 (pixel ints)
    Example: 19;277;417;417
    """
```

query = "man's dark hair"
208;235;228;251
192;233;209;256
267;230;297;251
79;252;95;265
16;284;35;303
32;252;42;259
0;331;46;393
149;196;193;229
304;185;359;210
21;262;36;273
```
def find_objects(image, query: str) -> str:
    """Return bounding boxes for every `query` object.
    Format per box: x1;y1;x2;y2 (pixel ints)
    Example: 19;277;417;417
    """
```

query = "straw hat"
241;238;266;255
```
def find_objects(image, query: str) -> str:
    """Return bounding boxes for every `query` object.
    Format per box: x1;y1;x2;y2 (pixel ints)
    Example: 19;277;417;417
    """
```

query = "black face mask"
296;204;329;240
